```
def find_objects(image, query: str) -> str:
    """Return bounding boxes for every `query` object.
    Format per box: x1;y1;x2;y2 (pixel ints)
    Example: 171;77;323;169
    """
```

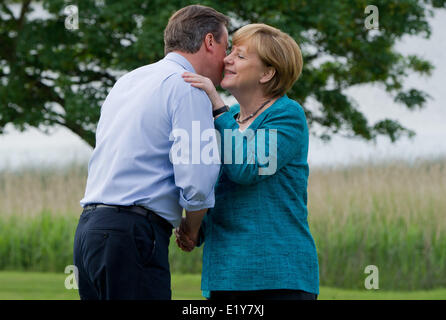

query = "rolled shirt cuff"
179;189;215;212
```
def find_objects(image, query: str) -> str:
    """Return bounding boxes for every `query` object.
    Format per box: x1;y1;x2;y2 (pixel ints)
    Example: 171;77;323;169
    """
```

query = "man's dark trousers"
73;206;172;300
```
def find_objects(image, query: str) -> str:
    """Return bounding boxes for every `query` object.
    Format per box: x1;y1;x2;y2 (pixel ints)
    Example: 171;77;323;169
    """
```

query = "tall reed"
308;159;446;289
0;159;445;289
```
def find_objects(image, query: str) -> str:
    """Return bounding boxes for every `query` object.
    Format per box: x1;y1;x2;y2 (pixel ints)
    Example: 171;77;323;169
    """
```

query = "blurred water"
0;125;92;171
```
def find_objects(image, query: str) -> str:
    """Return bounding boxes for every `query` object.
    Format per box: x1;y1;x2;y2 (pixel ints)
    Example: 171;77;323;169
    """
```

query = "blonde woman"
177;24;319;300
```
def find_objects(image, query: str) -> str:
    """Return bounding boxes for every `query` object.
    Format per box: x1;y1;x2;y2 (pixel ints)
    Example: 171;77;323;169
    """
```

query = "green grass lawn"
0;271;445;300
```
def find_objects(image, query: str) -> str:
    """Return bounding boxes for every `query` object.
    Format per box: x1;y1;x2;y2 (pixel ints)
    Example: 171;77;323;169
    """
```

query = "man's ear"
204;33;215;53
260;67;276;84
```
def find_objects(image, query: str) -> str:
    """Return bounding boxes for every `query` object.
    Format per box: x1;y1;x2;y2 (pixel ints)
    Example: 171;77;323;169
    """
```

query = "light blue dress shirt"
80;53;221;228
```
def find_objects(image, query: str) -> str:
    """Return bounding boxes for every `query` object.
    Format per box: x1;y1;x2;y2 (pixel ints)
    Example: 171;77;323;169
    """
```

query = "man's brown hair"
164;5;229;55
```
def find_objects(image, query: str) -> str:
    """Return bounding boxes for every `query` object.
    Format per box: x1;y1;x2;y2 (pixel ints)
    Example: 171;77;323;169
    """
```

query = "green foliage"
0;207;445;290
1;159;445;290
1;0;445;146
0;211;76;271
313;211;446;290
0;210;202;274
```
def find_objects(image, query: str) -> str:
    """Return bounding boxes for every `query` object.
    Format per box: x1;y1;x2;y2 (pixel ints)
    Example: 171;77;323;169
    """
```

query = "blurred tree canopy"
1;0;445;147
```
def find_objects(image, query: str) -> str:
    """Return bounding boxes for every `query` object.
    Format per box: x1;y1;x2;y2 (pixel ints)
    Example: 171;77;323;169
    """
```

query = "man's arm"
176;208;207;251
169;77;220;246
184;208;207;236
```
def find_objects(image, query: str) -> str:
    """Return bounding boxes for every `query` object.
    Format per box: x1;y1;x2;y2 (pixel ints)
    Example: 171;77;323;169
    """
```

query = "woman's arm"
181;73;308;186
215;103;308;185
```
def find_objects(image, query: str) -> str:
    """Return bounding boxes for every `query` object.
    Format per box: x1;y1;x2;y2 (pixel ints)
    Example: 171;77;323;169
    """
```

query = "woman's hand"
182;72;225;111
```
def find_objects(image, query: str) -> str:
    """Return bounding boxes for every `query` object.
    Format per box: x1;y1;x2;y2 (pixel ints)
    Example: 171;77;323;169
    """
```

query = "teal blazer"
199;95;319;298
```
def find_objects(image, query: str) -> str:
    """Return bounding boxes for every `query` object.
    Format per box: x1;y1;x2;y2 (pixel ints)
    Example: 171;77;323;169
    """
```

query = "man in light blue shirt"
73;5;229;300
79;51;221;228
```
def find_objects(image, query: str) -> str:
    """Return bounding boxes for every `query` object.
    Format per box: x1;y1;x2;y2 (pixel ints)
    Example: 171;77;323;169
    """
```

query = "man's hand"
175;217;197;252
175;208;207;252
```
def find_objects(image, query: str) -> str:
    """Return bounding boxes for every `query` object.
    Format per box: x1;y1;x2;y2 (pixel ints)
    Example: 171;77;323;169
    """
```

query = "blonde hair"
232;23;303;97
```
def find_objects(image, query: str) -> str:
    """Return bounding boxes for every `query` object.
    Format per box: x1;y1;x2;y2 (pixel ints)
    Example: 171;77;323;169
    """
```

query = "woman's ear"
259;67;276;84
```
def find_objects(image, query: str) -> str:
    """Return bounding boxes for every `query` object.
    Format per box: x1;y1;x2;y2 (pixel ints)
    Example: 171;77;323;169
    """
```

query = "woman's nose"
224;54;232;65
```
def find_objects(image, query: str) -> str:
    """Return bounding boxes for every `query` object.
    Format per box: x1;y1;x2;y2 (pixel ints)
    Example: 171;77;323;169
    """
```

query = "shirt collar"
164;52;196;73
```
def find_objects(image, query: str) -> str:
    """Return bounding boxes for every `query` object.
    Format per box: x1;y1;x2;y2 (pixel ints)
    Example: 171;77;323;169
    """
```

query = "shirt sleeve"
214;103;308;185
169;82;221;211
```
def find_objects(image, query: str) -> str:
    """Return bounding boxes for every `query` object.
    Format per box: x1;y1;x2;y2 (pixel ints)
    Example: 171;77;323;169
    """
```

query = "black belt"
84;204;172;231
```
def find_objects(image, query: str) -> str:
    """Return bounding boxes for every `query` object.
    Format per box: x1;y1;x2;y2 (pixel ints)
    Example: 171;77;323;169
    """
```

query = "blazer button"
103;232;109;239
